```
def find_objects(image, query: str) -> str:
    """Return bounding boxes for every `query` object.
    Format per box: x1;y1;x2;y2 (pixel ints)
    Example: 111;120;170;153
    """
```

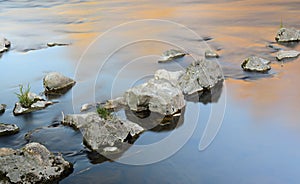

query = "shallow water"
1;0;300;183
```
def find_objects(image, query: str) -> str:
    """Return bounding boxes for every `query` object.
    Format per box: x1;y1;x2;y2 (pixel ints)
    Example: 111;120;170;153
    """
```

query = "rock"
154;69;184;86
0;123;19;136
275;27;300;42
47;42;70;47
241;56;271;72
62;112;144;156
103;97;126;111
178;59;223;95
276;50;300;61
0;142;73;183
0;104;6;114
205;49;219;58
158;49;186;63
43;72;76;94
124;78;185;115
13;93;53;116
0;36;11;53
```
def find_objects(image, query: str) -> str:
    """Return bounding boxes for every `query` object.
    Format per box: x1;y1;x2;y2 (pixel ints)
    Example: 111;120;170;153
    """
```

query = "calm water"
1;0;300;183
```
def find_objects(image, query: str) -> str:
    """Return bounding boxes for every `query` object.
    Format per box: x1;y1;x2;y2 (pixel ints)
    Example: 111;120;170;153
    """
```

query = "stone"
205;49;219;58
0;142;73;183
0;36;11;53
241;56;271;72
123;78;185;115
275;27;300;42
276;50;300;61
178;59;223;95
47;42;69;47
154;69;184;86
158;49;186;63
13;93;53;116
62;112;144;156
0;104;6;114
0;123;19;136
43;72;76;94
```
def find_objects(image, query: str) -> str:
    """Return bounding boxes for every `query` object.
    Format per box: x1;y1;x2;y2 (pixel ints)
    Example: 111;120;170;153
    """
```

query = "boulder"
275;27;300;42
276;50;300;61
0;104;6;114
0;123;19;136
13;93;53;116
124;78;185;115
205;49;219;58
158;49;186;63
241;56;271;72
43;72;76;94
0;142;73;183
62;112;144;156
0;36;11;53
178;59;223;95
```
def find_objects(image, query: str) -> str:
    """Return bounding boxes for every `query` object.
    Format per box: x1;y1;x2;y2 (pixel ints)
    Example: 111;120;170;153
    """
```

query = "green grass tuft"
15;84;34;108
97;106;112;120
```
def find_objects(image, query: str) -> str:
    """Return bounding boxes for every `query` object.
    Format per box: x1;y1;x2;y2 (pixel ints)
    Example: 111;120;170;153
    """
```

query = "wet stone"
241;56;271;72
0;123;19;136
0;104;6;114
275;27;300;42
43;72;76;94
0;36;11;53
276;50;300;61
205;49;219;58
158;49;186;63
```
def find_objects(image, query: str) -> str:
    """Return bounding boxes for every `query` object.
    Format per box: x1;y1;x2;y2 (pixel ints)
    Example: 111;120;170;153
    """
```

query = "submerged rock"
47;42;70;47
13;92;53;116
62;112;144;156
0;142;73;183
0;36;11;53
241;56;271;72
0;123;19;136
276;50;300;61
124;78;185;116
43;72;76;94
275;27;300;42
205;49;219;58
0;104;6;114
178;59;223;95
158;49;186;63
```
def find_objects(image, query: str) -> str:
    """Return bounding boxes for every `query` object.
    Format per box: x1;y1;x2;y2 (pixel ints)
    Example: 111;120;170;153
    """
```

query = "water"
1;0;300;183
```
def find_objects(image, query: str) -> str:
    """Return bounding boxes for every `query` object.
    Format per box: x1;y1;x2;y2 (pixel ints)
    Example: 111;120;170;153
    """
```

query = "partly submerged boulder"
0;123;19;136
0;36;11;53
43;72;76;94
275;27;300;42
205;49;219;58
276;50;300;61
0;142;73;183
0;104;6;114
13;92;53;116
158;49;186;63
178;59;223;95
241;56;271;72
62;112;144;156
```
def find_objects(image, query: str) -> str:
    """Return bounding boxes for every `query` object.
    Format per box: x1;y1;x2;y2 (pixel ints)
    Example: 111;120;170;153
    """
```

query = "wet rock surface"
0;37;11;53
275;27;300;42
158;49;186;63
0;123;19;136
0;142;73;183
47;42;70;47
62;112;144;156
241;56;271;72
0;104;6;114
43;72;76;94
276;50;300;61
13;93;54;116
205;49;219;58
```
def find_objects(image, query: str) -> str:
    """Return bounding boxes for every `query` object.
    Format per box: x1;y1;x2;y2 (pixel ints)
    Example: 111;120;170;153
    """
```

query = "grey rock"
276;50;300;61
62;112;144;155
0;104;6;114
158;49;186;63
103;97;126;111
0;123;19;136
178;59;223;95
241;56;271;72
205;49;219;58
0;142;73;183
124;78;185;115
154;69;184;87
0;36;11;53
13;93;53;116
275;27;300;42
43;72;76;94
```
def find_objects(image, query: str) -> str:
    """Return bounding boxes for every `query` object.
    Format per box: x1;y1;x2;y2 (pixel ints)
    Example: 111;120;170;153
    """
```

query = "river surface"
1;0;300;183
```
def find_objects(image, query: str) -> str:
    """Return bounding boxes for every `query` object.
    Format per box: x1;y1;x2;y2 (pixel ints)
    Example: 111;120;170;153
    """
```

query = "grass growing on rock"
15;84;34;108
97;106;112;120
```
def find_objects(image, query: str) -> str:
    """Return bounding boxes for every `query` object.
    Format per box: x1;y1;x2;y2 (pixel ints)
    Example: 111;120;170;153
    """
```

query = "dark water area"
1;0;300;183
